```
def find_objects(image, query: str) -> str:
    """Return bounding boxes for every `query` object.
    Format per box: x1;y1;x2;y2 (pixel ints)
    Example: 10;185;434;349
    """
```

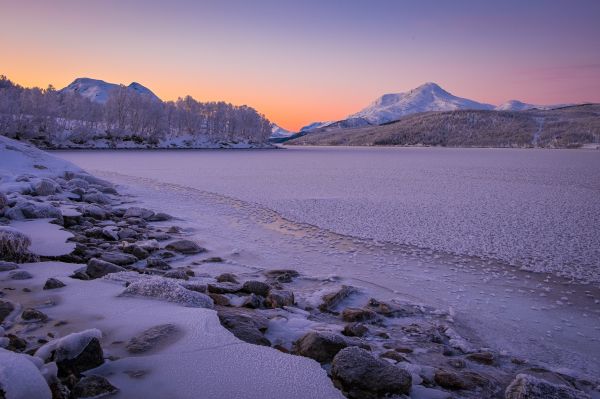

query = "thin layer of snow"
57;154;600;379
10;219;75;257
0;136;83;184
7;261;344;399
0;348;52;399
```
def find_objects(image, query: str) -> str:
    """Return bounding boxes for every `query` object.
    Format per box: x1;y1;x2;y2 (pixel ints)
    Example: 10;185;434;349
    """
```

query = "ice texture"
55;147;600;283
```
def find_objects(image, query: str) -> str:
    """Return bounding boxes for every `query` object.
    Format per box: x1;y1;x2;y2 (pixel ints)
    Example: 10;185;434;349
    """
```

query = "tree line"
0;75;272;147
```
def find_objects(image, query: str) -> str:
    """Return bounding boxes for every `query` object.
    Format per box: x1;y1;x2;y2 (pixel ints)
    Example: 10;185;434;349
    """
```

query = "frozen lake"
56;146;600;283
55;146;600;376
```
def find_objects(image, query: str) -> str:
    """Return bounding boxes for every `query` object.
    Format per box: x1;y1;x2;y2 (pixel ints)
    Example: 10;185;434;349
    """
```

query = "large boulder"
265;290;295;308
319;285;357;312
505;374;590;399
71;375;118;398
0;349;52;399
126;324;179;354
217;308;271;346
293;331;350;363
0;226;33;262
0;192;7;215
82;192;111;204
100;252;138;266
165;239;206;255
43;278;66;290
241;280;271;297
331;347;412;399
20;202;63;222
0;300;15;323
0;261;18;271
341;307;378;323
85;258;126;279
123;207;154;220
81;204;108;220
32;178;60;196
120;277;214;308
35;329;104;378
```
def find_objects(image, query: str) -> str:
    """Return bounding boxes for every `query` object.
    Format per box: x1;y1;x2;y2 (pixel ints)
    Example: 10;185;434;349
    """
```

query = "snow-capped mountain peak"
348;82;494;124
61;78;160;104
270;123;295;138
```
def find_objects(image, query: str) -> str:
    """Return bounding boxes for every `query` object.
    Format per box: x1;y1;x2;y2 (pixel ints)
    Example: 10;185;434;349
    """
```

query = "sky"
1;0;599;131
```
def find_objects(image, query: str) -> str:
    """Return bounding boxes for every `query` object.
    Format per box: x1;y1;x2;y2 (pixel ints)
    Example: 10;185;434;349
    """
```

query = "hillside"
286;104;600;148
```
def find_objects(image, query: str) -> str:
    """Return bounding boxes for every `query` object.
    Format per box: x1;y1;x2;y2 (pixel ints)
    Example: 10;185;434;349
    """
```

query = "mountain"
286;104;600;148
348;82;494;124
496;100;537;111
495;100;573;111
300;121;333;132
60;78;160;104
270;123;295;138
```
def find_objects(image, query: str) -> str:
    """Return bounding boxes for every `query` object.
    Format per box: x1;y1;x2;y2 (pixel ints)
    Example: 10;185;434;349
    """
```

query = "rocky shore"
1;137;598;399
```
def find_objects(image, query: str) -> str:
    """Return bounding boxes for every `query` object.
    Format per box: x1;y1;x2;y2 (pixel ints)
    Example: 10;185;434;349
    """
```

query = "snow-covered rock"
120;277;214;308
35;329;103;364
0;348;52;399
60;77;160;104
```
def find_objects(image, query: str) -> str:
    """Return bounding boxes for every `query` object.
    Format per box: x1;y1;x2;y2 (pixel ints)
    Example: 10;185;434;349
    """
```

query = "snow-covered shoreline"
1;136;599;399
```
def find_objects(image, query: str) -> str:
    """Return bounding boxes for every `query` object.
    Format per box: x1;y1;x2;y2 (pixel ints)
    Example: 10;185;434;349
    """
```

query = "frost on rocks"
0;348;52;399
35;329;103;363
505;373;591;399
0;226;32;262
120;277;214;308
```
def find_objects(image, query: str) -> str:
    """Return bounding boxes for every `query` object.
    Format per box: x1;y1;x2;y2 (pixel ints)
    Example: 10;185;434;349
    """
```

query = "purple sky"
2;0;599;130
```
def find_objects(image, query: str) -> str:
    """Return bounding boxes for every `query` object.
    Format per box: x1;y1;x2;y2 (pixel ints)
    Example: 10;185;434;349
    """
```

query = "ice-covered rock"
319;285;357;312
85;258;127;279
165;239;206;254
120;277;214;308
0;261;18;271
71;375;118;398
241;280;271;297
123;206;155;220
32;178;61;196
81;204;108;220
82;192;111;204
8;270;34;280
331;347;412;398
126;324;179;354
217;308;271;346
0;348;52;399
43;278;66;290
35;329;104;377
505;373;590;399
99;252;137;266
0;226;32;262
0;300;15;323
265;290;295;308
293;331;351;363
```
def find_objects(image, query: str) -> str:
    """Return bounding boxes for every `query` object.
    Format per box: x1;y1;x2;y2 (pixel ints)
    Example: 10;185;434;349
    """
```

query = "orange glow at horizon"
1;0;599;131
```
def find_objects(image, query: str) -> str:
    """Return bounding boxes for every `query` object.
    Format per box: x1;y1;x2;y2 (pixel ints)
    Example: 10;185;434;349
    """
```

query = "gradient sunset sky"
2;0;599;131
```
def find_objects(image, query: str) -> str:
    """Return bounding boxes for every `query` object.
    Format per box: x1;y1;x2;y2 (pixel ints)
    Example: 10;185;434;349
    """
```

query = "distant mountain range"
60;78;161;104
297;82;571;134
287;104;600;148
